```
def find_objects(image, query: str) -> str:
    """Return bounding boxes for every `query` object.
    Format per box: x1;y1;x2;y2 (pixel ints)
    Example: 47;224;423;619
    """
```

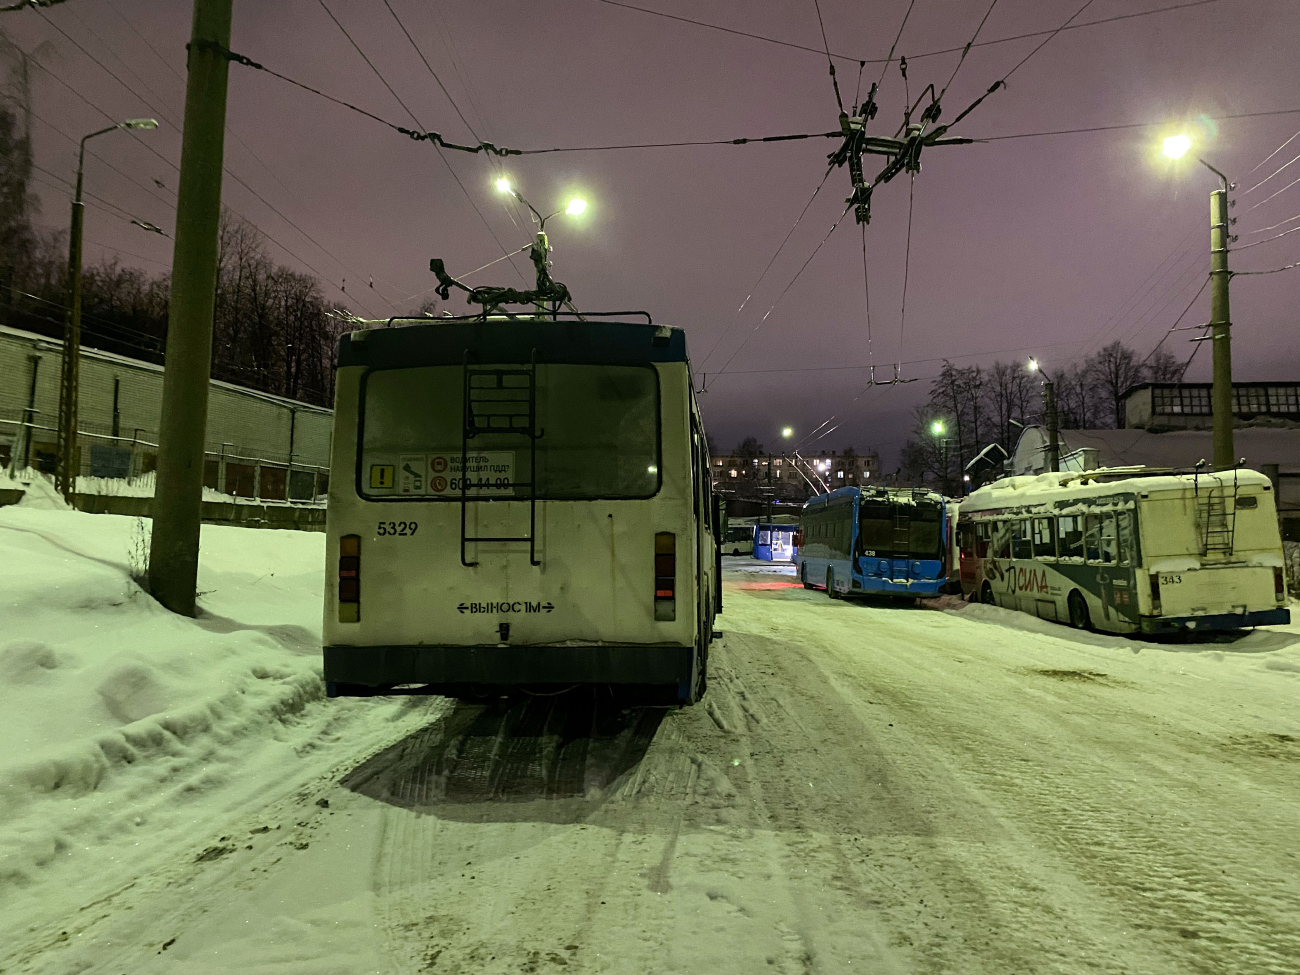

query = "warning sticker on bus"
426;452;515;496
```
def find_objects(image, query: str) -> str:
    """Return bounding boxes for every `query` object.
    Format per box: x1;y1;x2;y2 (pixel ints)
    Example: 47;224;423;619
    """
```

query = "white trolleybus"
322;313;721;704
958;466;1290;635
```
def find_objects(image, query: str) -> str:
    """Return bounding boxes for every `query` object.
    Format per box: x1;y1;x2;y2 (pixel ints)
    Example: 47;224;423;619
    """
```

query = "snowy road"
4;519;1300;974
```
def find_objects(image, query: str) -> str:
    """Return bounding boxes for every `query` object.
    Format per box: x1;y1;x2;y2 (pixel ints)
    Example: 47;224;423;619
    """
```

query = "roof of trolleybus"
337;314;688;369
961;466;1276;513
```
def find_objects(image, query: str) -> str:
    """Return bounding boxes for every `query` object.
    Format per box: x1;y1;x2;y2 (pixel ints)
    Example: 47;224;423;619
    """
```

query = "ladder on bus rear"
1195;467;1239;558
892;501;910;579
460;350;541;567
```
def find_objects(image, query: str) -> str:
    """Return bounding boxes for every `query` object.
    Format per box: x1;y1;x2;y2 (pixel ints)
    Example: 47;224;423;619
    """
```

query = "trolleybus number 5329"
377;521;419;536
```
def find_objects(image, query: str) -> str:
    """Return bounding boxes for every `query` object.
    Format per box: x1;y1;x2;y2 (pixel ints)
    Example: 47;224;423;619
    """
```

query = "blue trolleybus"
796;486;952;599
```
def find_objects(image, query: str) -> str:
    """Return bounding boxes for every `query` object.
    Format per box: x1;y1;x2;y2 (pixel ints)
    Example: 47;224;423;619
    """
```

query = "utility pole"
1208;179;1234;469
54;172;84;502
148;0;232;615
1028;357;1059;473
1044;378;1059;473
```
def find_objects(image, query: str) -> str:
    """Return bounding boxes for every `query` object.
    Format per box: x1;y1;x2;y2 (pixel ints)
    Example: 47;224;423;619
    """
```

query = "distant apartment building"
711;448;880;499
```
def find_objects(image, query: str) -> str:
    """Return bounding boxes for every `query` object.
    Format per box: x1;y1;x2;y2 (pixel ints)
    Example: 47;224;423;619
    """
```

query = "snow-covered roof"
0;323;332;415
1010;424;1300;475
803;485;945;508
962;466;1273;513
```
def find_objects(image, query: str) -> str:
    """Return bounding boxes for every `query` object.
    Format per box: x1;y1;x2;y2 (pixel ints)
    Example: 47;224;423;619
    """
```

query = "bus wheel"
801;565;814;590
1068;590;1092;630
827;569;840;599
980;581;995;605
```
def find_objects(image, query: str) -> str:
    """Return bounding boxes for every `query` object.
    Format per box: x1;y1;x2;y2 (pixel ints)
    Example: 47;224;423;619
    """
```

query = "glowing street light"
495;177;512;194
1162;134;1192;159
781;427;793;438
930;420;945;437
565;197;587;216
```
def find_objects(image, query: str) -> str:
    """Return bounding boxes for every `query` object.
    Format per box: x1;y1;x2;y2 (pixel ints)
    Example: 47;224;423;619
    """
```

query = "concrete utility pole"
1028;357;1059;473
1044;379;1059;473
148;0;232;615
56;119;158;501
1208;178;1234;469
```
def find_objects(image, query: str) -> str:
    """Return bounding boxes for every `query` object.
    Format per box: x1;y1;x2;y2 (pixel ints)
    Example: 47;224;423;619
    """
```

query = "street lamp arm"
508;189;547;228
1198;157;1231;192
80;125;123;149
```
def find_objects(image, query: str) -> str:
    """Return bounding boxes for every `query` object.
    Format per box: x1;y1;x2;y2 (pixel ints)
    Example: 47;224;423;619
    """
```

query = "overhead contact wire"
697;165;835;372
713;200;856;378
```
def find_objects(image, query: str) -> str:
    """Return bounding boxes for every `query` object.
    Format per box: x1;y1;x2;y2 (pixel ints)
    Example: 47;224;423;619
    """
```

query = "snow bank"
0;508;330;896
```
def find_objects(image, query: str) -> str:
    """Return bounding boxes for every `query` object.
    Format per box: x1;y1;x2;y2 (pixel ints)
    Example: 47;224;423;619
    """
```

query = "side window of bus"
1099;511;1118;564
1116;510;1134;565
1058;515;1084;560
1084;514;1102;561
975;521;990;558
1032;517;1056;560
1012;520;1033;560
959;523;975;558
993;521;1011;559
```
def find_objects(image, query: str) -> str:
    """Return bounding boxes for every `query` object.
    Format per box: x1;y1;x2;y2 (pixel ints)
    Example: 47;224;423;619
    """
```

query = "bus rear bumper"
1139;608;1291;634
323;643;694;695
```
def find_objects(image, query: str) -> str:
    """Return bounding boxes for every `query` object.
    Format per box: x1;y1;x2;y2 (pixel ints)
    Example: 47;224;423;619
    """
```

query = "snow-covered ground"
3;507;1299;973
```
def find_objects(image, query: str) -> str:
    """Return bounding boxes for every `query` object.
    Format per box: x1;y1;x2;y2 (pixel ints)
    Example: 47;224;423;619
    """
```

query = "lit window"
837;471;844;478
729;470;737;477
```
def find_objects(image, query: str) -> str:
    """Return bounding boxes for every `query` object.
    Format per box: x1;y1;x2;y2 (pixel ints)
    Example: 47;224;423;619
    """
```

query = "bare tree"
985;360;1035;449
1092;341;1145;428
1146;346;1183;383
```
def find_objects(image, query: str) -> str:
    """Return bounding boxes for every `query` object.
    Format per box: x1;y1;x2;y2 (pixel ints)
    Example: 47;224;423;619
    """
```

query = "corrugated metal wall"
1;325;334;499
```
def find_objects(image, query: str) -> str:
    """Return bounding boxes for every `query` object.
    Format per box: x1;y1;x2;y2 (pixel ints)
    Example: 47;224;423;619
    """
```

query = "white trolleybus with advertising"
322;313;721;704
957;466;1290;635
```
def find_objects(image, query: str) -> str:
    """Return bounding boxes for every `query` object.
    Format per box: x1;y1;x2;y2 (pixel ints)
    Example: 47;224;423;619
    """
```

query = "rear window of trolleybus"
857;500;945;560
356;363;661;500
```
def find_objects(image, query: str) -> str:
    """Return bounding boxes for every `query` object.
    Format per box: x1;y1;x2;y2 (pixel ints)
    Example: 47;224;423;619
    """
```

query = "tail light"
1148;573;1162;616
1276;567;1287;602
654;532;676;621
793;530;804;548
338;534;360;622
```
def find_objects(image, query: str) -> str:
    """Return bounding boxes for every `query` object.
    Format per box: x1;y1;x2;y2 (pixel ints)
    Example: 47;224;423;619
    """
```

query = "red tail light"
655;532;676;621
1149;573;1162;615
338;534;360;622
1276;567;1287;601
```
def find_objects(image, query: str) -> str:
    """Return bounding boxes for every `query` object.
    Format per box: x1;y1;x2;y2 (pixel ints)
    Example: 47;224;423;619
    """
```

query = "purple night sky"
9;0;1300;465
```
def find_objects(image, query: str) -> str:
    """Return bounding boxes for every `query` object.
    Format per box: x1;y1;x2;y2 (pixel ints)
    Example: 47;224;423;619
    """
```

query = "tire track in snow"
733;584;1300;974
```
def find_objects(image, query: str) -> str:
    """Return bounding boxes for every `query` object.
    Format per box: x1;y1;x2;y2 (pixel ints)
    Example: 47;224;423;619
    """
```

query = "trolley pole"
1208;180;1234;470
148;0;232;615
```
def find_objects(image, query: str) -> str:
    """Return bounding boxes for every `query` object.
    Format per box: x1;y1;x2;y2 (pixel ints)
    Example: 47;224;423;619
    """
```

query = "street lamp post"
930;420;952;494
1028;357;1059;473
1162;135;1234;469
55;118;158;501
